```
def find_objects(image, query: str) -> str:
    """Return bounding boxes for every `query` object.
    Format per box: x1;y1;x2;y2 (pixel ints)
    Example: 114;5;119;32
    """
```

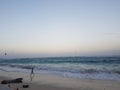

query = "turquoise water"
0;57;120;80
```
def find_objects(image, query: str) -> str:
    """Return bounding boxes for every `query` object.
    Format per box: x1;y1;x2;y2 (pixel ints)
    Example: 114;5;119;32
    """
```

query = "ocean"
0;57;120;80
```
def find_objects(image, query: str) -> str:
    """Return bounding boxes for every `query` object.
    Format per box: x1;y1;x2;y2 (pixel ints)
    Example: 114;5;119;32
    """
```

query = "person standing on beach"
30;67;34;81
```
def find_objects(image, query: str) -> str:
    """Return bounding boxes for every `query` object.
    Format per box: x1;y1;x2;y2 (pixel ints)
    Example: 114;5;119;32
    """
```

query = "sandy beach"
0;71;120;90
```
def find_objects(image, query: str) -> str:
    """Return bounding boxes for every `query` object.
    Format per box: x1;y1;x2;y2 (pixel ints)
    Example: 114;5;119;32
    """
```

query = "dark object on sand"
23;85;29;88
1;80;9;84
1;78;23;84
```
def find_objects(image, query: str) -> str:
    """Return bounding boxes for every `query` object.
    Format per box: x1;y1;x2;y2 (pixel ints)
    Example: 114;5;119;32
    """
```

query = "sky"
0;0;120;58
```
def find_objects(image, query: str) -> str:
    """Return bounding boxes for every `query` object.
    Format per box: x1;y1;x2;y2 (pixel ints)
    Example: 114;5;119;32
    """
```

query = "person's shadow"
30;74;34;81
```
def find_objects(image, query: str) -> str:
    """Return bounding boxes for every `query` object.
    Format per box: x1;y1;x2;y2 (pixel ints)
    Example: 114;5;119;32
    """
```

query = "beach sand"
0;71;120;90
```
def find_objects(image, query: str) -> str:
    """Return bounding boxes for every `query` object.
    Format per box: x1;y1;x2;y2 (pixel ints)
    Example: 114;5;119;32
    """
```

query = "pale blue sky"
0;0;120;58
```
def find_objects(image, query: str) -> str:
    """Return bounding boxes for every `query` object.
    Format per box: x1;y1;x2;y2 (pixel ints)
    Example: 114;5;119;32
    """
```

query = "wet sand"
0;71;120;90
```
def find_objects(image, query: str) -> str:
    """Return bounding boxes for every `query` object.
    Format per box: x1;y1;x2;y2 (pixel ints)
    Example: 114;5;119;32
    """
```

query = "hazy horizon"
0;0;120;58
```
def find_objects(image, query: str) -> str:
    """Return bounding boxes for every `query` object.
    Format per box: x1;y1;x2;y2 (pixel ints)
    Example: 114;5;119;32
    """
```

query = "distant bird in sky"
5;52;7;56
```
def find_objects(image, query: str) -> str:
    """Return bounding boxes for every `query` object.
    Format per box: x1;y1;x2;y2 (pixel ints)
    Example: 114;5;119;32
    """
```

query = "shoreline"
0;71;120;90
0;66;120;81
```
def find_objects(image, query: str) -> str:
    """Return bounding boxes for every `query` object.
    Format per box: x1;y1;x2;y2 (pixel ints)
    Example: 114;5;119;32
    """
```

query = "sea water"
0;57;120;80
